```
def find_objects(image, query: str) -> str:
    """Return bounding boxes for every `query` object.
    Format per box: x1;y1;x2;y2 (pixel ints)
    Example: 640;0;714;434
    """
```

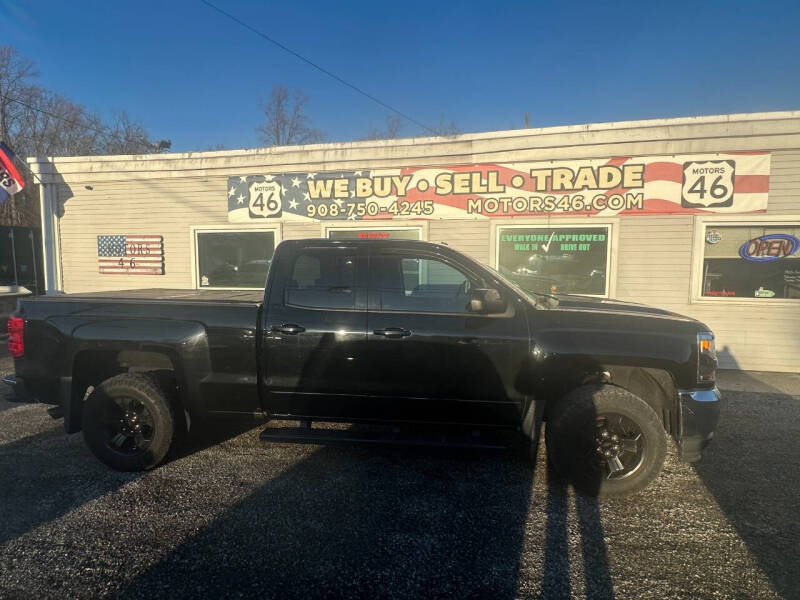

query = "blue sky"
2;0;798;152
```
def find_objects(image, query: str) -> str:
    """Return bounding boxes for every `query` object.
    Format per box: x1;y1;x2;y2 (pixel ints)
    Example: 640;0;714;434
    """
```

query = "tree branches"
0;45;162;159
0;45;165;225
255;85;325;147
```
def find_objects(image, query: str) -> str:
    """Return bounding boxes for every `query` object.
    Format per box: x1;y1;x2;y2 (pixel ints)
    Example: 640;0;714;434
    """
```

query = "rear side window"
286;250;356;309
371;254;472;313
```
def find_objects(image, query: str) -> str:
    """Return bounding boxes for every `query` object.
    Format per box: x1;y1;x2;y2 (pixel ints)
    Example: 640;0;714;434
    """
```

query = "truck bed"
26;288;264;305
14;287;264;418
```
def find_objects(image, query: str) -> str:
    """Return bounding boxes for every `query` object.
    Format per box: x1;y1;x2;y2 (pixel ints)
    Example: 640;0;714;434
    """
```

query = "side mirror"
469;288;507;314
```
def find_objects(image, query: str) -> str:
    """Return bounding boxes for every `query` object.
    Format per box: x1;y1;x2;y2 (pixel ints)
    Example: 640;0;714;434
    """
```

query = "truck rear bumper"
677;387;721;462
2;374;62;405
2;374;32;402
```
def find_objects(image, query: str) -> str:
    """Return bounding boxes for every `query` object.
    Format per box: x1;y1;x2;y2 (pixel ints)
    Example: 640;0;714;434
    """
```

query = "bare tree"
362;114;461;140
255;85;325;146
429;116;460;137
1;46;162;159
362;114;404;140
0;46;38;143
0;45;166;225
102;111;160;155
19;91;104;157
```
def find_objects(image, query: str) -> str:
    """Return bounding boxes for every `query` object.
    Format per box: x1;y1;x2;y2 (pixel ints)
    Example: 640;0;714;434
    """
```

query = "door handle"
373;327;411;339
271;323;305;335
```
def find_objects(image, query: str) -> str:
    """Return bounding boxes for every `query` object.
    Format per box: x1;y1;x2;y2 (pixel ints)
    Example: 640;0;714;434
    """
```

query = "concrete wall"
29;112;800;372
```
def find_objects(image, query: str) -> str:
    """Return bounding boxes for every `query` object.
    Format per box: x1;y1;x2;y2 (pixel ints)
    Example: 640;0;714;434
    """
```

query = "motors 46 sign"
227;152;770;222
681;160;735;208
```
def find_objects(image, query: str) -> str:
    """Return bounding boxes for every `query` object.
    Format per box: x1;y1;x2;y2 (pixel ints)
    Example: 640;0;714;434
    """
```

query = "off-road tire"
82;373;175;471
545;384;667;499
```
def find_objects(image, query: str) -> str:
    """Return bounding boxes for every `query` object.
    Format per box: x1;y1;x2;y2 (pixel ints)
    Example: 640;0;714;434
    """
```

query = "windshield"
461;254;559;309
484;263;538;299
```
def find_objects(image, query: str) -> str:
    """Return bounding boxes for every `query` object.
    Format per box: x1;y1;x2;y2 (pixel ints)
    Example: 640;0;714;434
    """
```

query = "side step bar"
260;424;508;450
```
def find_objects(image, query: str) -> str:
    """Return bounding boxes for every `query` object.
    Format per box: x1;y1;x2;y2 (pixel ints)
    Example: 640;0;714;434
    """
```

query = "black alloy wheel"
82;373;175;472
591;413;646;480
545;384;667;498
99;396;156;455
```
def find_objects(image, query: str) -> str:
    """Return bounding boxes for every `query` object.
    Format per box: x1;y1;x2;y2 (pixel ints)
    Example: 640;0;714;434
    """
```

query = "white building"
30;111;800;372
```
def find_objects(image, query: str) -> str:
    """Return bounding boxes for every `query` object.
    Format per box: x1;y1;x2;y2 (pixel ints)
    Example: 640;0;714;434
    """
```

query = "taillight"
7;316;24;358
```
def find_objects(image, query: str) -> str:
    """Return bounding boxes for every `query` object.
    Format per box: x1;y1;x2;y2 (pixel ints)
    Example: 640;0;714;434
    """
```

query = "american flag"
98;235;164;275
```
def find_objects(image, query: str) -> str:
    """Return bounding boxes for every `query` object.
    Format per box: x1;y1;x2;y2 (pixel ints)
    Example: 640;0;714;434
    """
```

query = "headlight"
697;332;717;383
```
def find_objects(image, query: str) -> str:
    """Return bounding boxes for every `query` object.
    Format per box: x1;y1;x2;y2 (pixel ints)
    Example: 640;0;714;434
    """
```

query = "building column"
38;182;61;294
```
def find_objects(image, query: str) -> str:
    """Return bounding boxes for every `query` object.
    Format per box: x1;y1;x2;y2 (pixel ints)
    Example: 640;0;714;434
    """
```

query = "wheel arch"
68;348;191;433
542;362;679;436
596;366;678;436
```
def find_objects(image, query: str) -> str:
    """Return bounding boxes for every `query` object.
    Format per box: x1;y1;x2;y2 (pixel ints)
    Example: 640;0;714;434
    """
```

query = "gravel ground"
1;356;798;600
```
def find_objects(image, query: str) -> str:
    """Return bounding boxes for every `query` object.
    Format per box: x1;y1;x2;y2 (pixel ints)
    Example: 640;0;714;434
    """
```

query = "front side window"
371;254;472;313
497;226;610;296
286;250;356;309
700;225;800;299
197;231;275;288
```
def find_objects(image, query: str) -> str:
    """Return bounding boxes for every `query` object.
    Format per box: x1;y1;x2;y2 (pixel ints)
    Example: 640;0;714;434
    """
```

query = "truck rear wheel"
82;373;175;471
545;384;666;499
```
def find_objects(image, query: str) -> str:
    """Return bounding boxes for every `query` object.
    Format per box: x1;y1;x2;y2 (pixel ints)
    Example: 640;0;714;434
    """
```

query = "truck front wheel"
545;384;667;498
82;373;175;471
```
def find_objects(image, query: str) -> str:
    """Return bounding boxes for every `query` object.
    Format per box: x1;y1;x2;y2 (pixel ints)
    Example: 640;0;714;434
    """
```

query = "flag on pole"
0;141;25;203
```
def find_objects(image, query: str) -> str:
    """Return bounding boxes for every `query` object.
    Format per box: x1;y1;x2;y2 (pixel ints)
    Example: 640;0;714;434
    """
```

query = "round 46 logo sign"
248;180;282;218
681;160;735;208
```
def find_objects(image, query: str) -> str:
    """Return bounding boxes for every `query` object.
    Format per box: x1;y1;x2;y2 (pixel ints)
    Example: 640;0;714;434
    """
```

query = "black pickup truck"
6;238;720;497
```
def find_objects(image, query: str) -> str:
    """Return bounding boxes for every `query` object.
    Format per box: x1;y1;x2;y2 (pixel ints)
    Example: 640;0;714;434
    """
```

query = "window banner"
227;152;770;222
0;141;25;203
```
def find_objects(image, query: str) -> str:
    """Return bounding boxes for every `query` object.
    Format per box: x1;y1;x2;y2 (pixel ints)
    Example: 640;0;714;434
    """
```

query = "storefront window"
700;225;800;299
327;228;421;240
496;226;610;296
196;230;275;288
0;227;42;294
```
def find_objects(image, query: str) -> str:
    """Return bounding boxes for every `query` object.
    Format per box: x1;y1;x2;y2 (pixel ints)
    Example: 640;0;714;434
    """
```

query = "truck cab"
261;239;531;427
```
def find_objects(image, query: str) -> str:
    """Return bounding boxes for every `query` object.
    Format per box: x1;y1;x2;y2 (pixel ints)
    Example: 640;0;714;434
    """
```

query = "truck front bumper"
677;386;721;462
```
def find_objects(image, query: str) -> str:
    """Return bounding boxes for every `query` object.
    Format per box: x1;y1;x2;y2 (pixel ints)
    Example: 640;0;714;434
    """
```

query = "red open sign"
739;234;800;262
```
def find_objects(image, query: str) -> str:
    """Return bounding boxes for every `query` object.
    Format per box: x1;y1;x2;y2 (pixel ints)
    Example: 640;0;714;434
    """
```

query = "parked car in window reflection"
500;257;606;295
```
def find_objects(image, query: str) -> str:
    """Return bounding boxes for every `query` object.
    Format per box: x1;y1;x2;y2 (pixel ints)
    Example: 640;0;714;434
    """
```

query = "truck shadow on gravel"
541;462;614;600
116;333;615;599
118;328;615;598
118;432;613;599
693;371;800;600
0;425;142;547
0;401;256;549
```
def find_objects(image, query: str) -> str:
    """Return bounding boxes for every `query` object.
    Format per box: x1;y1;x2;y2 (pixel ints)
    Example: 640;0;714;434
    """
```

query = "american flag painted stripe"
99;258;163;264
403;156;769;217
117;249;164;256
97;234;164;275
99;269;164;275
